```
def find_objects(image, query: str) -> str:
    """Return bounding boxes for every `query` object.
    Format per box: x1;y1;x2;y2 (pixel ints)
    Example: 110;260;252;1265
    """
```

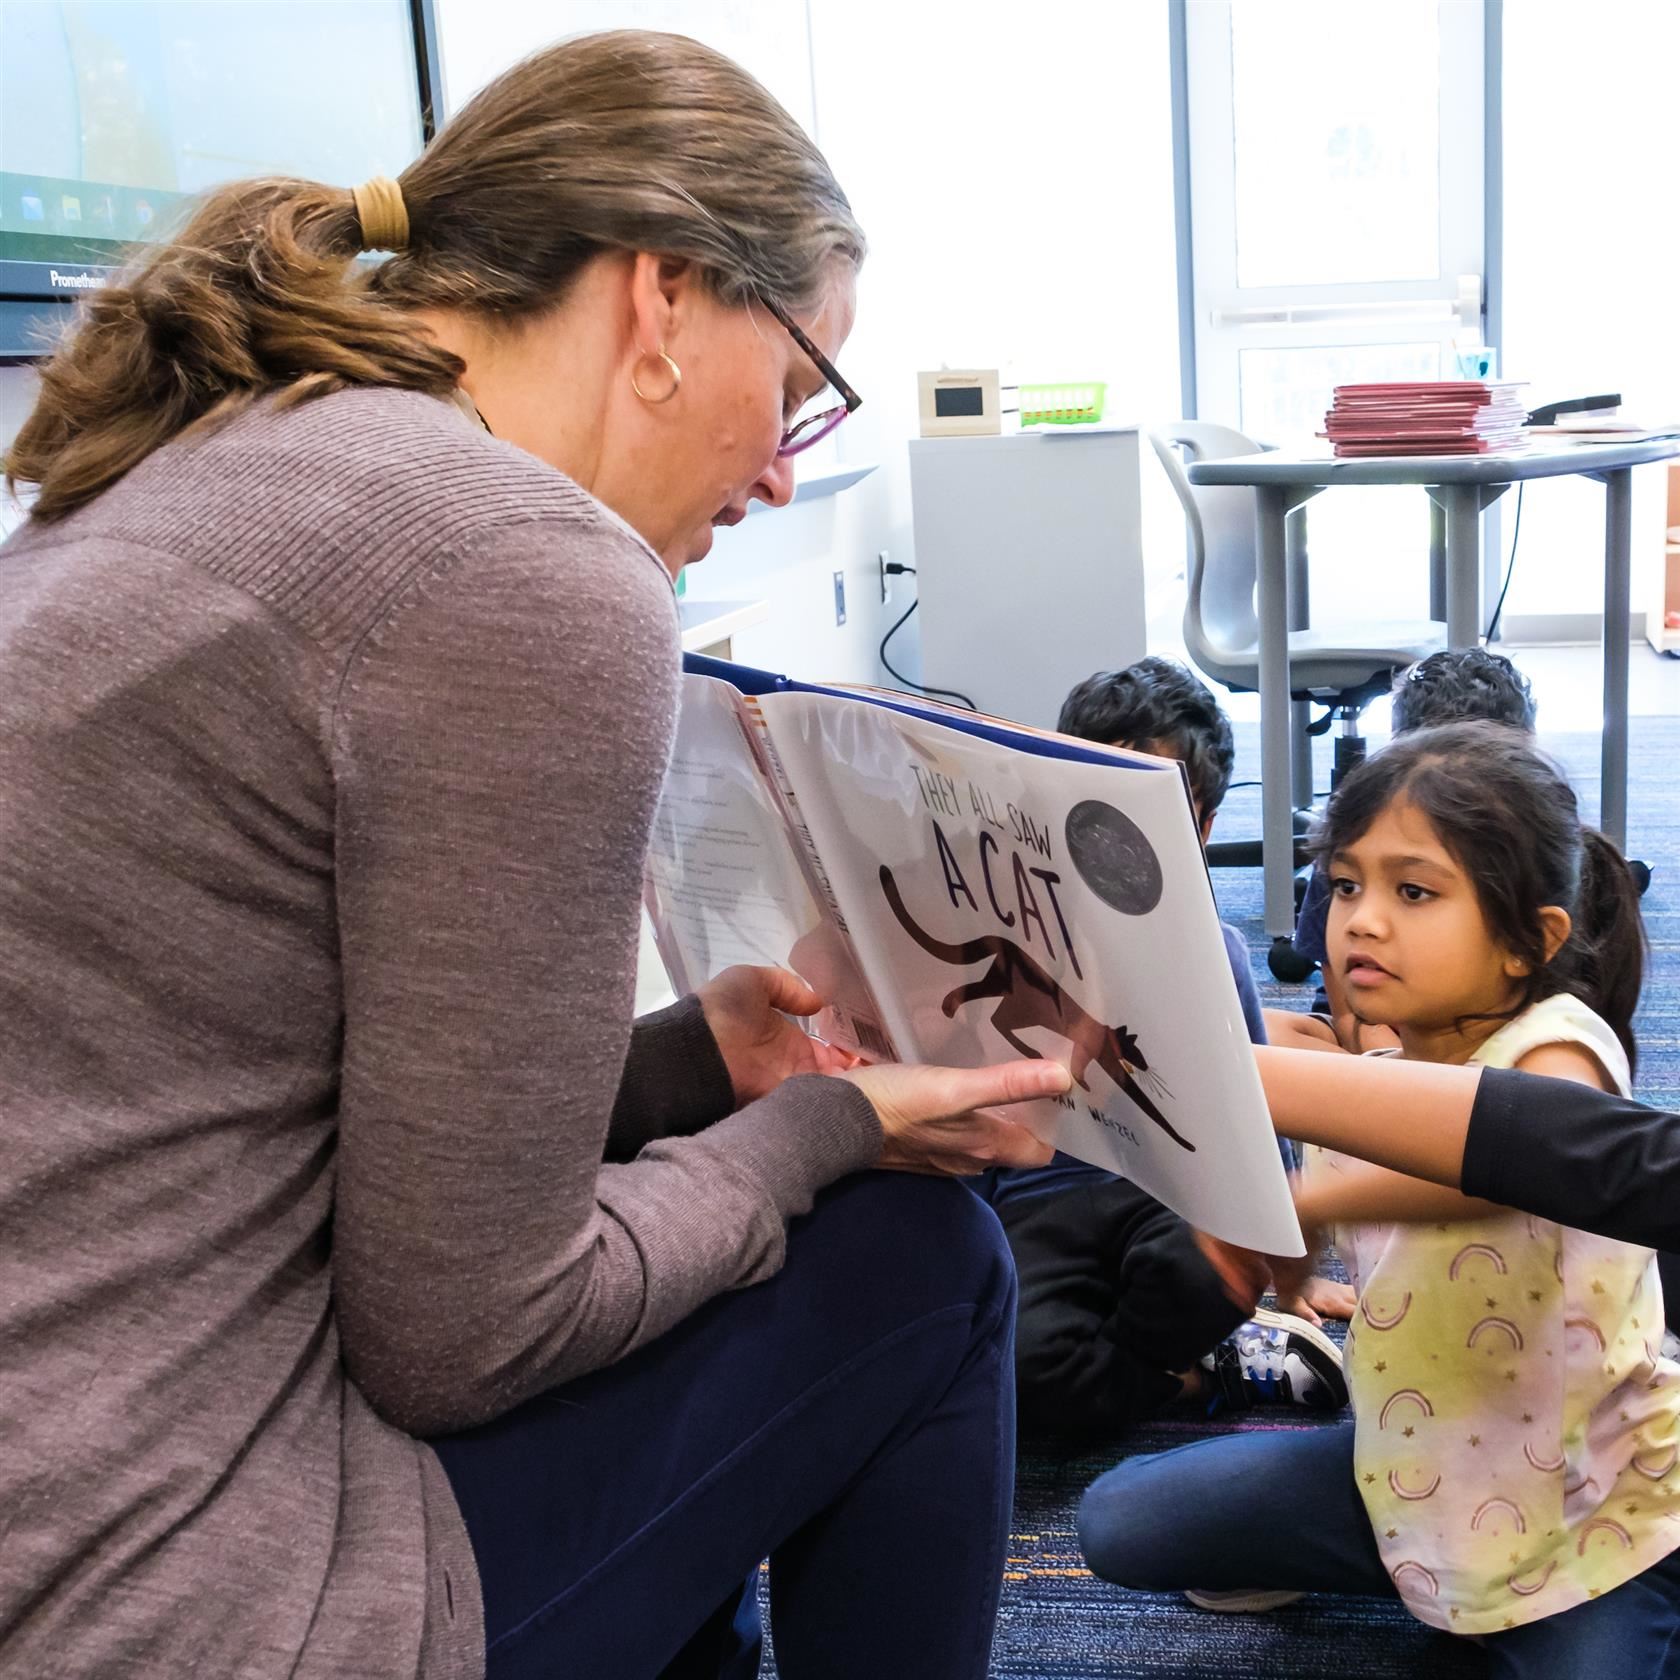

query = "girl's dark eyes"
1331;875;1433;903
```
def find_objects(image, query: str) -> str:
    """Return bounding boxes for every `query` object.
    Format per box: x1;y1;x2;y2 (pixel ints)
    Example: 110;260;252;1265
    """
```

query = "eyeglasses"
755;289;862;458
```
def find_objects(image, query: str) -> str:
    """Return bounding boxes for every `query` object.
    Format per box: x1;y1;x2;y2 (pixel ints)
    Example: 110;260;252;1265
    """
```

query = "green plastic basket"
1020;381;1107;426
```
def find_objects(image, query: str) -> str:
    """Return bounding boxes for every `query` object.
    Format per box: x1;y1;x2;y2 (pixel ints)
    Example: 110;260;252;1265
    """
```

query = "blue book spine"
680;653;1171;774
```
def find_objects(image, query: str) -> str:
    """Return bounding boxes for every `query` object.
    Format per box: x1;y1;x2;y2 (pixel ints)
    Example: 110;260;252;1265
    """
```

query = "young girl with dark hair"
1079;722;1680;1678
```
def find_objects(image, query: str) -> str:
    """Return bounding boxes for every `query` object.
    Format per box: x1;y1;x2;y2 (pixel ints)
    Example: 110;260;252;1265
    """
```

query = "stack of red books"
1323;382;1528;457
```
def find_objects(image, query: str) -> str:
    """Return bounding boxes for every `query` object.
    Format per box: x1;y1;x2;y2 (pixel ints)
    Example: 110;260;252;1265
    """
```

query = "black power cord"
1483;480;1525;644
879;564;978;710
1484;394;1620;641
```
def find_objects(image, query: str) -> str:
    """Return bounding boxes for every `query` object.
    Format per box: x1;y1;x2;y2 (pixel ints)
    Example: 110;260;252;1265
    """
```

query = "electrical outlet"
879;550;892;604
833;569;847;626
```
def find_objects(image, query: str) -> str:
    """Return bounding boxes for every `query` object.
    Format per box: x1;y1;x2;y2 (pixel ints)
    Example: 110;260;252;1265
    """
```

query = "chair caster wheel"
1268;937;1317;984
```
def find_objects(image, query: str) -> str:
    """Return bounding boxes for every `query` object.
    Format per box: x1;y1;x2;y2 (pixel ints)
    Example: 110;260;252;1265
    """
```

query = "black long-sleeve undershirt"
1463;1067;1680;1251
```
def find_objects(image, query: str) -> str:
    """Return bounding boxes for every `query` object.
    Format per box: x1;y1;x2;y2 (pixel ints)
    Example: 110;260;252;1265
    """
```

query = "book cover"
645;660;1303;1255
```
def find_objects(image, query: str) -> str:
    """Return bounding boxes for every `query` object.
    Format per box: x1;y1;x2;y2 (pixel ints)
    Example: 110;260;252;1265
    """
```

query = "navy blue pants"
1078;1422;1680;1678
429;1172;1018;1679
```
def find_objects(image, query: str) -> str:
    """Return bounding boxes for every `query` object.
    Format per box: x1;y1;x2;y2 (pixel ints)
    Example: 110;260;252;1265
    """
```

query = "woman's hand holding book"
843;1058;1068;1177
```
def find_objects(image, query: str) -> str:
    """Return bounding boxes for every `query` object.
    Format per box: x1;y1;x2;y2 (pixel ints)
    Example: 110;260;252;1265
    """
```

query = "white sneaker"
1202;1306;1348;1414
1185;1587;1306;1613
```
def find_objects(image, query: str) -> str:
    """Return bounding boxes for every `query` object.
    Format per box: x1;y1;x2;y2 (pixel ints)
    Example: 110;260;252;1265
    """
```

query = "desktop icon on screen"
61;195;82;222
21;194;44;222
134;199;154;227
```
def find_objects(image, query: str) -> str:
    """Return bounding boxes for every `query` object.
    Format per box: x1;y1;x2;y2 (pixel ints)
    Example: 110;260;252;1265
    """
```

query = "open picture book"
644;655;1302;1255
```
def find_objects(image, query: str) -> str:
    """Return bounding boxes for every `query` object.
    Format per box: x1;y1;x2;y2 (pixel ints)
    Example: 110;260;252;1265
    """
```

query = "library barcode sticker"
825;1004;891;1061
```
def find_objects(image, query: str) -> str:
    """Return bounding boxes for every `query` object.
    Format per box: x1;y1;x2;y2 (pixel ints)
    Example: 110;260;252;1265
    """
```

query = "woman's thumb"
755;965;824;1017
937;1058;1071;1116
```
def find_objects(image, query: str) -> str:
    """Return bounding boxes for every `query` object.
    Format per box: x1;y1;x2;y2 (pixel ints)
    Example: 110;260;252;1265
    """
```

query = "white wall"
431;0;1184;685
798;0;1184;682
1501;2;1680;631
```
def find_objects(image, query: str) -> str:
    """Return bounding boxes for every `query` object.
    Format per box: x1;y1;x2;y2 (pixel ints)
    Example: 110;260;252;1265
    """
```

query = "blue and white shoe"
1202;1307;1347;1414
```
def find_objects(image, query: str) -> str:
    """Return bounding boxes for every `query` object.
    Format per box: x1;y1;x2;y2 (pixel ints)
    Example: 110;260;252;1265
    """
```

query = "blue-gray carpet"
766;718;1680;1677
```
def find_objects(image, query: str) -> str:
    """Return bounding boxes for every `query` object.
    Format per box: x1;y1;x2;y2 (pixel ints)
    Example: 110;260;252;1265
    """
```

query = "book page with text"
643;675;892;1057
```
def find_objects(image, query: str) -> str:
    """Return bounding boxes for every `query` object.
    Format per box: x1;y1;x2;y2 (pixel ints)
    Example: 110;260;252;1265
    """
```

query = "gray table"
1189;438;1680;942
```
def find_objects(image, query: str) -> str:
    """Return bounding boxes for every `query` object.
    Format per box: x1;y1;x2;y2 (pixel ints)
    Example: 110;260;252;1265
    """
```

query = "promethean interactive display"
0;1;437;317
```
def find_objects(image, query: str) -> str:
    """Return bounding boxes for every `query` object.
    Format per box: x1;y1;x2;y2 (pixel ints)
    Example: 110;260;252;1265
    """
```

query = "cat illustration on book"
879;865;1193;1152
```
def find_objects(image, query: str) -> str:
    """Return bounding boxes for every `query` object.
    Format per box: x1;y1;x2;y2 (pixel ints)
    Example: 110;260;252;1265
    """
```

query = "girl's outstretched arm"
1293;1043;1606;1229
1256;1047;1680;1251
1255;1046;1480;1187
1295;1162;1499;1229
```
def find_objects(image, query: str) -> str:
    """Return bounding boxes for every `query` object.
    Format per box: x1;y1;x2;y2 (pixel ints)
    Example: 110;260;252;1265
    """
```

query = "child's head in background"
1058;656;1233;841
1390;647;1537;736
1321;720;1644;1070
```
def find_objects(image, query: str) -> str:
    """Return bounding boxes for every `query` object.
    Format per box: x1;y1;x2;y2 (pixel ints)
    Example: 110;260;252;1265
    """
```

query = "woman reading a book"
0;32;1064;1680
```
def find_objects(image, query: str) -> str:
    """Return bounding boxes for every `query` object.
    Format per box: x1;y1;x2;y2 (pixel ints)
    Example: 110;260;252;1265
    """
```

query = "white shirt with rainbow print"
1325;992;1680;1635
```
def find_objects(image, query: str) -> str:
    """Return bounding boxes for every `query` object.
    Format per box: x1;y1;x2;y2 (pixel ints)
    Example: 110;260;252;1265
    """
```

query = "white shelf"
678;597;770;653
743;461;877;516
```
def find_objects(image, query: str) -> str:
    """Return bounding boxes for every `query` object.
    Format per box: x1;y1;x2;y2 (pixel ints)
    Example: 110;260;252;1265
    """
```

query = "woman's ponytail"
5;178;462;523
1566;828;1647;1074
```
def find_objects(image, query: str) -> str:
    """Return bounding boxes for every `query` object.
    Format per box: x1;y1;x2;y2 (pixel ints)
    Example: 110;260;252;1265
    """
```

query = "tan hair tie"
352;176;409;253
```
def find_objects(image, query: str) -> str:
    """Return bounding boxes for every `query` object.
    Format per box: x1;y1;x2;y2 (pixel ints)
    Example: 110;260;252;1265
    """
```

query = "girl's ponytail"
5;178;462;524
1567;828;1647;1074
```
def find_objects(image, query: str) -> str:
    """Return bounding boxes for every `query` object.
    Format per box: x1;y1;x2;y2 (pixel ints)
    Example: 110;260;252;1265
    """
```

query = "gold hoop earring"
631;347;682;405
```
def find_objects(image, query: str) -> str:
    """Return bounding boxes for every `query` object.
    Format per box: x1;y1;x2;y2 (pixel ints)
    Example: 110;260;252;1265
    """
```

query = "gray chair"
1150;421;1446;975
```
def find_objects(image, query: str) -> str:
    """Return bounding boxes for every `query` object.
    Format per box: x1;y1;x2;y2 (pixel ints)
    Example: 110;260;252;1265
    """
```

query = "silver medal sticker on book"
645;660;1303;1255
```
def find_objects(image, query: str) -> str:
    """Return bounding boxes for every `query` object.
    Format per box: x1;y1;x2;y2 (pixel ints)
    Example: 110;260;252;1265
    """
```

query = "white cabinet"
908;428;1148;729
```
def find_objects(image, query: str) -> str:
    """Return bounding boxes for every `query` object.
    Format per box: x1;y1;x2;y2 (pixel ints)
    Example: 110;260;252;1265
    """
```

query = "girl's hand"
842;1057;1068;1176
1332;1012;1402;1057
696;966;859;1105
1268;1227;1325;1307
1277;1274;1358;1326
1262;1010;1345;1053
1320;961;1400;1055
1191;1231;1340;1319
